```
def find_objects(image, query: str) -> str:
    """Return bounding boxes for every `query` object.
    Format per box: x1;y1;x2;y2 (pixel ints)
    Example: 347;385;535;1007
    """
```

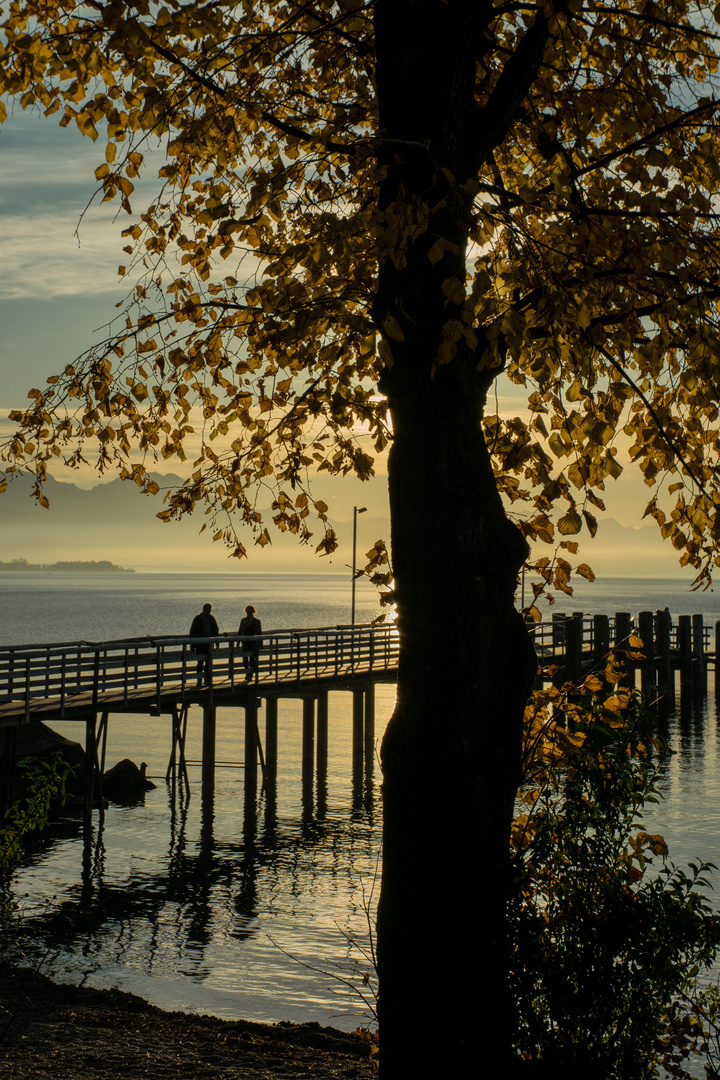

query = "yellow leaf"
427;238;458;265
383;315;405;342
557;509;581;535
583;511;598;538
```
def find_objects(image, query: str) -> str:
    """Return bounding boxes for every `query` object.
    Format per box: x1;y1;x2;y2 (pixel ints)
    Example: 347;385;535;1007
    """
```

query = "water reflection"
8;750;382;1029
640;674;720;907
20;671;720;1032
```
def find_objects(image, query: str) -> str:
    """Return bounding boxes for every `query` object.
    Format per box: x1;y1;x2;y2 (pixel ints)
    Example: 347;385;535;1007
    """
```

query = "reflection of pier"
0;624;398;813
14;766;382;998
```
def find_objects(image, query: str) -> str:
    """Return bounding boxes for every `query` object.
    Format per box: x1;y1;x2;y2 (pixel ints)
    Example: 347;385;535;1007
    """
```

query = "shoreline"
0;962;376;1079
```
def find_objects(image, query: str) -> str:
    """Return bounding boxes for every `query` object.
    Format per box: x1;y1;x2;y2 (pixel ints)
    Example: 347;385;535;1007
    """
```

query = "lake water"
3;572;720;1038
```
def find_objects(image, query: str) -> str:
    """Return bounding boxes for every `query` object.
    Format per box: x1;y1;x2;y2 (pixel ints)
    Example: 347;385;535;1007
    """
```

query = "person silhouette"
238;605;262;681
189;603;219;686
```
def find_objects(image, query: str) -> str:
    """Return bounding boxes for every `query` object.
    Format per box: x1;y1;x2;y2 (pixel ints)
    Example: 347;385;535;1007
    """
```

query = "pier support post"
565;614;583;684
202;703;216;788
352;689;364;800
638;611;655;698
364;684;375;802
0;727;17;816
166;704;189;794
265;697;278;791
316;691;328;810
655;609;672;711
84;713;98;828
614;613;633;687
302;697;315;804
678;615;692;690
693;614;707;688
244;696;258;813
593;614;610;670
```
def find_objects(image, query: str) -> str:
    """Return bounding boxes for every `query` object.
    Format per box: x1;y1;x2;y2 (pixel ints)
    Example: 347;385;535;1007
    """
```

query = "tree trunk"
373;1;538;1074
376;356;536;1078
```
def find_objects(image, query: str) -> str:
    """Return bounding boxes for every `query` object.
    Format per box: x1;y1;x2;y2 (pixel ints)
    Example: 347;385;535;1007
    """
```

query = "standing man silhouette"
190;602;219;686
238;605;262;681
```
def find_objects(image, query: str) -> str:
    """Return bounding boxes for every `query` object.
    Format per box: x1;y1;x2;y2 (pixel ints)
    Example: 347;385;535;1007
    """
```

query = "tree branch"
595;342;707;492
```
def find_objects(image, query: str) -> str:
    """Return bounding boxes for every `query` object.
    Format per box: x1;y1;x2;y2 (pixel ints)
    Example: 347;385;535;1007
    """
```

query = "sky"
0;103;702;581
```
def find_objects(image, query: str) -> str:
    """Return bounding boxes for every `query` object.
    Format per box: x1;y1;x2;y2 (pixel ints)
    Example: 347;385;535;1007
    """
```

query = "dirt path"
0;964;376;1079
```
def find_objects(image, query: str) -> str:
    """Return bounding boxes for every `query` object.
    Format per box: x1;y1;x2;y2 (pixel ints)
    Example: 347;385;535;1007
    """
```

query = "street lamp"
351;506;368;625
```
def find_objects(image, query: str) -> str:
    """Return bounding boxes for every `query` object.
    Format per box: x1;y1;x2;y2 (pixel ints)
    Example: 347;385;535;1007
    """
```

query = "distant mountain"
0;471;390;572
0;469;693;578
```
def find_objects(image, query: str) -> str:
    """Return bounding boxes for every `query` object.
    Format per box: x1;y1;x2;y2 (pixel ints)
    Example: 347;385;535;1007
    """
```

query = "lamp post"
351;506;367;625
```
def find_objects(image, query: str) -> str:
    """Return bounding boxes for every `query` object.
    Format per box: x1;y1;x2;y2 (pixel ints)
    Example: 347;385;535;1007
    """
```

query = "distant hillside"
0;558;134;573
0;471;391;572
0;469;696;578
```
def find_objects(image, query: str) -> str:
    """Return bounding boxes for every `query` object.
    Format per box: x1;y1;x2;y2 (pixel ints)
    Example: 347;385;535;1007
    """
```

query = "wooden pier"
1;609;717;816
531;609;718;696
0;624;398;814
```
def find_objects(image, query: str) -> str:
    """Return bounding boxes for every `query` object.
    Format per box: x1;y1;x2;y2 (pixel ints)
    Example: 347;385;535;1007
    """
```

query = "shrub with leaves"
511;673;720;1079
0;755;70;929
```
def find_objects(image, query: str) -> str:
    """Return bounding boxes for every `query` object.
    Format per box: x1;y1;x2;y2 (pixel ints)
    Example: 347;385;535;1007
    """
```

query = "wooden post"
614;613;633;687
693;614;707;688
202;703;216;787
638;611;655;698
593;614;610;670
315;691;325;786
84;713;97;827
364;683;375;803
265;696;278;791
302;696;315;798
678;615;692;689
655;608;672;705
565;614;583;684
552;613;565;661
245;697;258;807
715;621;720;691
352;688;364;800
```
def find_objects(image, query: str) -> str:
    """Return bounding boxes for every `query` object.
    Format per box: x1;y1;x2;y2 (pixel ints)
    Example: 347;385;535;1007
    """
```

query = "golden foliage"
3;2;720;574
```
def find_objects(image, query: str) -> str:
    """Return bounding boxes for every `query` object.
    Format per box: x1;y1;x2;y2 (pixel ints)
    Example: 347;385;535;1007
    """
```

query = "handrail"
0;623;400;719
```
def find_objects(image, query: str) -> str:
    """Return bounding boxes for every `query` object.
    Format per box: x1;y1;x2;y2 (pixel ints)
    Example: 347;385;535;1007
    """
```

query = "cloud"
0;108;165;300
0;204;130;300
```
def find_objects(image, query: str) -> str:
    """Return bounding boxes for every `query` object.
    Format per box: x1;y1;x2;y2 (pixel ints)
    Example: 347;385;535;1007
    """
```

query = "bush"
0;755;70;929
511;678;720;1079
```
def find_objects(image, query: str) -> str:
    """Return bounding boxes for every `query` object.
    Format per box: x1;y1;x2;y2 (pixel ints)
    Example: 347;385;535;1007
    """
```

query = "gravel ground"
0;964;377;1079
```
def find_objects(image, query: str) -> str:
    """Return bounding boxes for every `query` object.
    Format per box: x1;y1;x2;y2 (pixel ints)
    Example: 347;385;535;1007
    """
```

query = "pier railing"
0;623;399;723
527;608;720;692
3;608;719;726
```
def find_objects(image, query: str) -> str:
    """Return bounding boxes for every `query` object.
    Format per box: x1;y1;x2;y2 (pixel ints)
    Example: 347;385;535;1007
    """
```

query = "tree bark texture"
373;1;539;1074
